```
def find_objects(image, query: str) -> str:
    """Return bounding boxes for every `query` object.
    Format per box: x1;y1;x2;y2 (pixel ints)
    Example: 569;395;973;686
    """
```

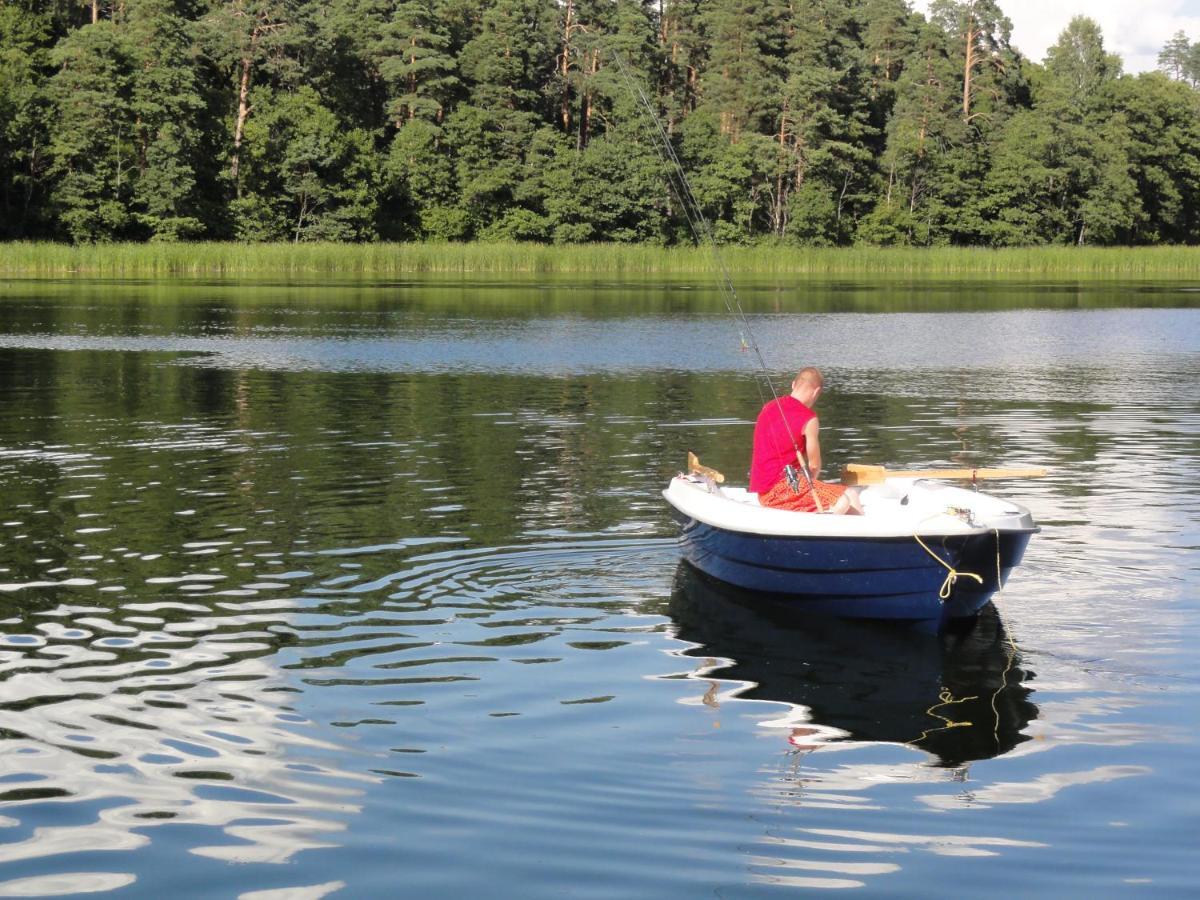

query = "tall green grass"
2;241;1199;278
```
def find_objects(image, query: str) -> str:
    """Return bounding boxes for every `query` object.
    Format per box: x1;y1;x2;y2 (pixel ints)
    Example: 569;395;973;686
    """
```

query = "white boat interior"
663;474;1037;539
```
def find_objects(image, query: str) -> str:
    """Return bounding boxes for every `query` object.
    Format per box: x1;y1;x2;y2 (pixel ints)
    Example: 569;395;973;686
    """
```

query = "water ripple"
0;295;1194;895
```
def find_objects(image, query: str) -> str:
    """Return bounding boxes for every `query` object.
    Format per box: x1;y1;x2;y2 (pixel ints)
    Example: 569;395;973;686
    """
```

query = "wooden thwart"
840;463;1047;486
687;452;725;484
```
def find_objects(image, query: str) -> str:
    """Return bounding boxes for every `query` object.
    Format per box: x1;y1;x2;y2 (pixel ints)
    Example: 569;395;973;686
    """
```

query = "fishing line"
606;48;816;494
607;51;768;385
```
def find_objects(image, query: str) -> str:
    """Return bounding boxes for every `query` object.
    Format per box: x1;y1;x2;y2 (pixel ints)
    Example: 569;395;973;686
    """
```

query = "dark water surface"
0;276;1196;897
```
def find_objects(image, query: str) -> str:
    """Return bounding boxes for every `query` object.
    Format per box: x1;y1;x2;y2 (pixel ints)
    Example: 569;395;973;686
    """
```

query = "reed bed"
2;241;1198;278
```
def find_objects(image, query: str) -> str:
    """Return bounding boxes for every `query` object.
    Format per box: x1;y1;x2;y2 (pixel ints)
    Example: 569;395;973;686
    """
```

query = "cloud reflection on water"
0;614;370;874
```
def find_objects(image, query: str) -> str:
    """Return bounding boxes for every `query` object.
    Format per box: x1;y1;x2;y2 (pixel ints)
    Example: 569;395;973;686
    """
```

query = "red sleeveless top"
749;396;815;494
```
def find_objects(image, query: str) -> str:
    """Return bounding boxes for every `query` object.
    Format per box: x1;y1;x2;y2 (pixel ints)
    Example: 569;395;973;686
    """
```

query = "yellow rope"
913;688;979;745
913;532;984;600
988;526;1022;748
993;527;1003;597
911;530;1019;753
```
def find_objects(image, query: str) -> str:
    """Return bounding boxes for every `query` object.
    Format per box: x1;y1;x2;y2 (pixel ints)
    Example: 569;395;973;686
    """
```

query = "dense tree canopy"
1;0;1199;246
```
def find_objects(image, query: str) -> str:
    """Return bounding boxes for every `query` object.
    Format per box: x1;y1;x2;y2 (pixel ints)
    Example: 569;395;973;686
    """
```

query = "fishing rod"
606;49;821;503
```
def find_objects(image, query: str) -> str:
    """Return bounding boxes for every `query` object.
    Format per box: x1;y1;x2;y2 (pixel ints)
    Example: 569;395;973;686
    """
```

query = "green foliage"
126;0;205;239
46;22;135;241
542;126;669;243
857;0;921;122
235;86;379;241
2;0;1200;246
983;18;1140;247
442;102;538;238
1111;73;1200;243
678;110;759;242
1043;15;1120;118
0;3;52;238
871;22;963;245
457;0;557;111
382;117;457;239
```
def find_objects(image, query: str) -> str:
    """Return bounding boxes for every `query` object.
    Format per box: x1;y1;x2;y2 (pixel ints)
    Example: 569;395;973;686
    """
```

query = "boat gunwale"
664;475;1038;540
673;519;1041;542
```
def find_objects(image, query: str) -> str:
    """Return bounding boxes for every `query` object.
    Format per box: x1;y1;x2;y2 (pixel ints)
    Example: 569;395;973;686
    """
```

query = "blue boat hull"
671;511;1034;627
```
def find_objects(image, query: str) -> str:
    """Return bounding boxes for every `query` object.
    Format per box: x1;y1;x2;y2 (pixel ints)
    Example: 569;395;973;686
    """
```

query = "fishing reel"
784;464;802;494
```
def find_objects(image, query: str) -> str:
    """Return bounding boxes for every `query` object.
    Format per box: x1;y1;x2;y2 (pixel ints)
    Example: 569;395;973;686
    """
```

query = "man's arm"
802;417;822;477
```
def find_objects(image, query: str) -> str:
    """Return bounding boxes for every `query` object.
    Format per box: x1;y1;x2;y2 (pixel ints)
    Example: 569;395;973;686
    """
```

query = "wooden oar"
840;463;1047;486
687;452;725;484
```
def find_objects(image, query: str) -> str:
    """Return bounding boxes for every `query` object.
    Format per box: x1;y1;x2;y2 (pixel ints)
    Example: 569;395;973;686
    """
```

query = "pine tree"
371;0;462;238
304;0;393;134
928;0;1021;127
536;1;671;242
376;0;458;126
696;0;783;144
922;0;1024;242
552;0;660;148
861;22;962;244
198;0;299;200
659;0;704;131
770;0;874;243
553;0;586;136
857;0;920;136
1158;30;1190;81
456;0;556;112
450;0;559;237
126;0;205;239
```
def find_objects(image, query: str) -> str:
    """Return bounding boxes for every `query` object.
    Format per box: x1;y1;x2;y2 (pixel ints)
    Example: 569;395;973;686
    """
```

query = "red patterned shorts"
758;477;847;513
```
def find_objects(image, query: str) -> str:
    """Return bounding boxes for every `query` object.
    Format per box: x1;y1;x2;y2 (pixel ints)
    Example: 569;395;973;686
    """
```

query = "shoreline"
1;242;1199;278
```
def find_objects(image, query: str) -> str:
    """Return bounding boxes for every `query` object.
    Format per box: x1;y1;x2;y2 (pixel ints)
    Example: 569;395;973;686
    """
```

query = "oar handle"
841;464;1047;486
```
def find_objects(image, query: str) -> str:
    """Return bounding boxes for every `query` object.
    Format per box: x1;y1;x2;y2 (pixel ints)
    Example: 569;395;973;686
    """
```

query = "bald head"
793;367;824;390
789;366;824;406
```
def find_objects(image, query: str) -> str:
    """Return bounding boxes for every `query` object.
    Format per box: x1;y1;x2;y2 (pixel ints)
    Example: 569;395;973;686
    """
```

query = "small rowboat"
663;463;1040;630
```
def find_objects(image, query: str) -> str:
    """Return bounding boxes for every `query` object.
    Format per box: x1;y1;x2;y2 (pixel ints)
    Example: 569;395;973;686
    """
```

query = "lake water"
0;275;1196;897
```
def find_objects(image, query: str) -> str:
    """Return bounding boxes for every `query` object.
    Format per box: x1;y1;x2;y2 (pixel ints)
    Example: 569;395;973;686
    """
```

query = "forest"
2;0;1200;247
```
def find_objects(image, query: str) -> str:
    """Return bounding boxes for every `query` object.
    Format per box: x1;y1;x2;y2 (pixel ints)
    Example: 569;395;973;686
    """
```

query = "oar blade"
688;451;726;484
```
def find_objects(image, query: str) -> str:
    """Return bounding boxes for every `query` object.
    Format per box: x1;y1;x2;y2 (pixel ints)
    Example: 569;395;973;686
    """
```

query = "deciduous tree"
0;3;52;237
46;21;135;241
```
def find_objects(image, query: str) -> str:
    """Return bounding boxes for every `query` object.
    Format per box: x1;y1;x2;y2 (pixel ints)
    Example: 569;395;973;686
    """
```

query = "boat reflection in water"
667;561;1038;766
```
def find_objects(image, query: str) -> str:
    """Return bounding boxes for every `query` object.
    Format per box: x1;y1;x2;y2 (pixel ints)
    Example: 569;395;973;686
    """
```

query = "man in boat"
750;367;863;514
